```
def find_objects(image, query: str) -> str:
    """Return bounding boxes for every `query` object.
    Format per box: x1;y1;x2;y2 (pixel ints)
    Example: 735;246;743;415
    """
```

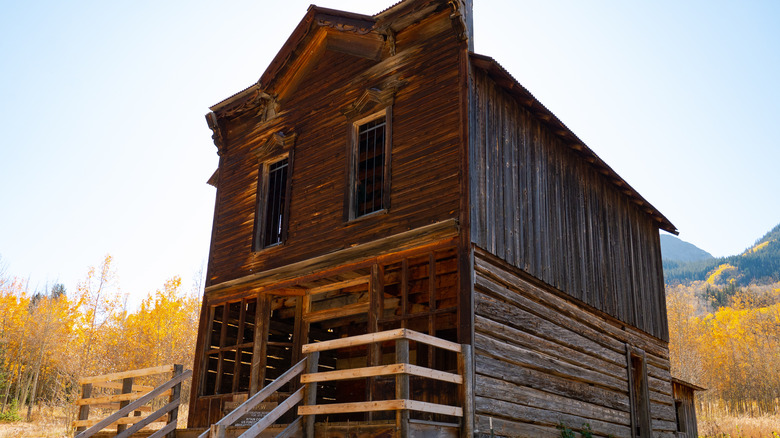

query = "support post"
76;383;92;433
116;377;134;434
303;353;319;438
458;344;474;438
396;339;410;438
167;364;183;438
210;423;226;438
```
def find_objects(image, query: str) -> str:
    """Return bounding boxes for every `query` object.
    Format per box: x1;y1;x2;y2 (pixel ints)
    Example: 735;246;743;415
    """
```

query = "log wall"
468;66;668;340
207;10;462;288
473;249;677;437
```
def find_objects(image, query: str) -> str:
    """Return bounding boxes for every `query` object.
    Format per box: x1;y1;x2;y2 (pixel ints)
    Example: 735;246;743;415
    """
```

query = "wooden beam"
204;219;459;295
302;302;369;323
404;330;462;353
302;328;405;353
300;363;462;384
92;382;154;392
79;365;175;385
72;416;166;428
301;328;462;354
76;390;172;406
297;399;463;417
307;277;369;295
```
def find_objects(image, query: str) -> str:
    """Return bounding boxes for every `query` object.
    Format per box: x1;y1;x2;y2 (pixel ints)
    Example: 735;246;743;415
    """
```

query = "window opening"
354;117;386;217
202;298;257;396
262;158;289;247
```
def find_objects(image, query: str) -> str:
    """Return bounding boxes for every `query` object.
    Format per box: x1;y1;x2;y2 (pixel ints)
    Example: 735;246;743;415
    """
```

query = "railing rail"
74;364;190;438
297;328;473;438
202;328;473;438
200;356;308;438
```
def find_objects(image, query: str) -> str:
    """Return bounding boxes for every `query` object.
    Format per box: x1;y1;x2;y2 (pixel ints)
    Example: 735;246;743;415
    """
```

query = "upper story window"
349;109;391;219
254;156;290;250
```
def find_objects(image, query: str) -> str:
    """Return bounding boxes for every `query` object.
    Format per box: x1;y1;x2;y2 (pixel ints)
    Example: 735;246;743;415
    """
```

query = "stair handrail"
200;356;308;438
75;367;192;438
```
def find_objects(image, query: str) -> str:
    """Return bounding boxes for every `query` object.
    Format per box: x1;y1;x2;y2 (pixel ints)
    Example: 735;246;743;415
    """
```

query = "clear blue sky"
1;0;778;303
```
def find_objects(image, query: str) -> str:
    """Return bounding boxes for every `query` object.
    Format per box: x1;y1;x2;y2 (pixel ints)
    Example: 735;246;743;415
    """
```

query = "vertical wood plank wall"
473;249;677;437
468;66;668;341
673;381;699;438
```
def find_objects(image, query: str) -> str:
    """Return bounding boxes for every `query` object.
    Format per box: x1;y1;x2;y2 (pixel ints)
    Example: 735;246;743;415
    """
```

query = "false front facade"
190;1;692;436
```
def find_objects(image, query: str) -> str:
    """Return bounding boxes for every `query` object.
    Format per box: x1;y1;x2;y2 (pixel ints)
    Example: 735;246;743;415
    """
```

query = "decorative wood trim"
340;79;406;120
255;131;298;160
205;112;226;156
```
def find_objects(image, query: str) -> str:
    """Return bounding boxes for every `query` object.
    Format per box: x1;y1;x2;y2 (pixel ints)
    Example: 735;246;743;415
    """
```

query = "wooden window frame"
253;153;293;251
201;298;258;396
345;107;392;221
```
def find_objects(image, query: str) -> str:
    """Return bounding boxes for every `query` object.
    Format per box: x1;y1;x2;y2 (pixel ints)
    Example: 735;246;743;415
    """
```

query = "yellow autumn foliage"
0;255;202;421
706;263;737;285
667;281;780;416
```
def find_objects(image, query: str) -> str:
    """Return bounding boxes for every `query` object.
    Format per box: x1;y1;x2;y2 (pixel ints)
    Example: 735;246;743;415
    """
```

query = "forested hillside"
664;223;780;286
666;222;780;424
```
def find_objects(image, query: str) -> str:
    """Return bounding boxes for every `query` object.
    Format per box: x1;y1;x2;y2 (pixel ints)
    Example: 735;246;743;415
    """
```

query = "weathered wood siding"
672;381;699;438
469;66;668;340
473;249;677;437
207;10;462;288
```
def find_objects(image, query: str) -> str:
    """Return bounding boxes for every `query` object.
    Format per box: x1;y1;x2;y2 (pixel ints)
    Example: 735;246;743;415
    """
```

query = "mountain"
660;234;713;262
663;222;780;286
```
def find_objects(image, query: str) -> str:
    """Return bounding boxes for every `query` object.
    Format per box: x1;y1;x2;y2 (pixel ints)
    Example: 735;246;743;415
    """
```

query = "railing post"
458;344;474;438
210;423;226;438
167;364;183;438
115;377;134;434
303;352;319;438
396;338;410;438
76;383;92;434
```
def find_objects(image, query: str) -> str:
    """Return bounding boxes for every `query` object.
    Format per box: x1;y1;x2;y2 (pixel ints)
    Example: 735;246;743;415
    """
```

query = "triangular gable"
209;0;470;119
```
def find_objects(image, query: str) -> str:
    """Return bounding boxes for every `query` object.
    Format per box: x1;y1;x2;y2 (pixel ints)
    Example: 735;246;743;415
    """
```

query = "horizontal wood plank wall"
473;250;677;438
207;10;462;289
468;66;668;340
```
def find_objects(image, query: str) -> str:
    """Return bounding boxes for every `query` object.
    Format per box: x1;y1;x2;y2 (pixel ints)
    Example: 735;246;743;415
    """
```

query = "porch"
74;328;472;438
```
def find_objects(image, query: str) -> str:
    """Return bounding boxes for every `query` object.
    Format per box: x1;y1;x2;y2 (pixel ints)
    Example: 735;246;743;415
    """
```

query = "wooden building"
189;0;697;436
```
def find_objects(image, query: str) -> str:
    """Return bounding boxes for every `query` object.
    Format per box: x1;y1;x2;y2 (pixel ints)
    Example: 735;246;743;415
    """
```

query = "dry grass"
0;404;189;438
0;405;69;438
700;414;780;438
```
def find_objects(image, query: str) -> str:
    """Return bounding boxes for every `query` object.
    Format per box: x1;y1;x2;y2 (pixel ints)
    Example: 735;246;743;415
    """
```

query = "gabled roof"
471;53;678;235
209;0;455;116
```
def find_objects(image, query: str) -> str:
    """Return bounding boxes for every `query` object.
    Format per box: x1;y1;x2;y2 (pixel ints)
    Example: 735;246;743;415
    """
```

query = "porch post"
396;339;410;438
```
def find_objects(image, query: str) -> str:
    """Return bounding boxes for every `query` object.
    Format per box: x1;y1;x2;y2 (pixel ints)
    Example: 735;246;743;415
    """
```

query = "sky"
1;0;778;305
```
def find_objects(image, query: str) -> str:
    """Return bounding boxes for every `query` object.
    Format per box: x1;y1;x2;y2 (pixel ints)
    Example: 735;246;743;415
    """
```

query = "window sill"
347;208;388;224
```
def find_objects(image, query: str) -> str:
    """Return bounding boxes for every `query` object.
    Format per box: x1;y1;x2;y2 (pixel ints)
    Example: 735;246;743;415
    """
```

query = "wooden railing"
204;328;473;438
74;364;191;438
298;328;473;438
199;357;308;438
